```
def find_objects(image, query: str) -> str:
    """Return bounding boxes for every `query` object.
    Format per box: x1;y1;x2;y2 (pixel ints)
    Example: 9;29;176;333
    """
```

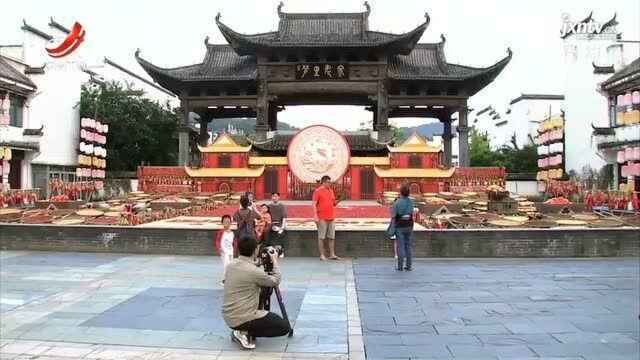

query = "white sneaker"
231;330;255;349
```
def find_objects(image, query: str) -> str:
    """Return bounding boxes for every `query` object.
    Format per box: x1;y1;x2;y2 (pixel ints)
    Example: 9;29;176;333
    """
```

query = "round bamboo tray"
502;215;529;223
555;219;587;226
488;219;522;227
621;215;640;227
0;213;22;222
587;219;622;228
87;217;118;225
525;220;557;228
22;215;55;224
572;213;599;221
0;208;22;215
449;216;483;226
103;211;123;217
50;209;77;217
76;209;104;217
473;213;501;221
53;217;85;225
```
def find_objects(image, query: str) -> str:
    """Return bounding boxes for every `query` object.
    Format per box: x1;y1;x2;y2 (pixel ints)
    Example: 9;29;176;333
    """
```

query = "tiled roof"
600;57;640;90
250;131;388;152
592;63;615;74
216;11;428;55
136;45;257;93
388;43;512;81
0;56;36;89
509;94;565;105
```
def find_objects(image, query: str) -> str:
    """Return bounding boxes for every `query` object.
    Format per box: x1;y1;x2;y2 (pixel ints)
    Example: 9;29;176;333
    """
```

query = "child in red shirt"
255;204;272;242
215;215;237;285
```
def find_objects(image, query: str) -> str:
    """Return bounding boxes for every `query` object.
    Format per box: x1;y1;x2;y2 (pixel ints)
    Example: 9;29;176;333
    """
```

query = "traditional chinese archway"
135;3;511;168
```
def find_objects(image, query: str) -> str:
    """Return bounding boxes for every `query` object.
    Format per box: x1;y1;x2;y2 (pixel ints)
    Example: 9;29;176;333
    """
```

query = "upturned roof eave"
216;17;428;56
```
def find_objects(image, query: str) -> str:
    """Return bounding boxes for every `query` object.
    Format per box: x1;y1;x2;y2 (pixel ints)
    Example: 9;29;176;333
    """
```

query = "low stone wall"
1;224;638;257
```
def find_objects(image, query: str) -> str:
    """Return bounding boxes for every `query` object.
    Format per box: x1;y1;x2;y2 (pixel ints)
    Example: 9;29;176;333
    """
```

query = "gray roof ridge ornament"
425;13;430;24
440;34;446;43
215;13;221;24
363;1;370;13
278;2;285;19
204;36;210;45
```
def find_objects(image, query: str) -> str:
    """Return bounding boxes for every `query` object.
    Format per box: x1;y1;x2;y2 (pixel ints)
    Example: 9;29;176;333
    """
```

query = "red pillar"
351;166;361;200
231;154;241;168
255;174;265;200
398;155;409;168
374;175;384;199
278;166;288;199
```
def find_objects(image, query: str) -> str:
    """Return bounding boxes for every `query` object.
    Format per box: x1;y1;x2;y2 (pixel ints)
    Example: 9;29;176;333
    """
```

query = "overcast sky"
2;0;639;130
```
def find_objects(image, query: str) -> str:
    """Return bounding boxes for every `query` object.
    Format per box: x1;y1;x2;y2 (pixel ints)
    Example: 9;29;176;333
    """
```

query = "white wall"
561;35;612;174
511;99;564;147
506;180;539;196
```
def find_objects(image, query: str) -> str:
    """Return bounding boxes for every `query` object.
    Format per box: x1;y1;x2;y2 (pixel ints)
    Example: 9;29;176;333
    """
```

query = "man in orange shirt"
312;175;341;261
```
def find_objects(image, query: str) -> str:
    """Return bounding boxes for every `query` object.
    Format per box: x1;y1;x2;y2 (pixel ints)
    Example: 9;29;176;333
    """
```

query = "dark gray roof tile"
0;56;36;89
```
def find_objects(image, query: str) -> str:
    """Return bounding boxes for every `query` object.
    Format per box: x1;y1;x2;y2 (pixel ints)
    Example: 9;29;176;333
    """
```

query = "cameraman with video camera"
222;235;291;350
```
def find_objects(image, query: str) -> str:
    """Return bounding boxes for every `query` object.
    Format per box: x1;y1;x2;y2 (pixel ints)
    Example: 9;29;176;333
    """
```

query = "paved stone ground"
354;258;640;360
0;251;355;359
0;251;638;360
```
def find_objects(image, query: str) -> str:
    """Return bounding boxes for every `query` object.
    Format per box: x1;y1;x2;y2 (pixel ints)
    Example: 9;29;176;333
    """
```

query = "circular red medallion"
287;125;350;183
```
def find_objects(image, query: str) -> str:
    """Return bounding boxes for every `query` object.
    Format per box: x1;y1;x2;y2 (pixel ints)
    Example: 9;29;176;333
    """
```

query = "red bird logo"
45;22;85;58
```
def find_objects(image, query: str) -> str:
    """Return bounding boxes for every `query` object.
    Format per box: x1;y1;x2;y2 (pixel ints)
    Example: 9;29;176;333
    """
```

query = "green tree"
470;130;537;173
469;128;502;166
79;82;179;171
358;120;406;142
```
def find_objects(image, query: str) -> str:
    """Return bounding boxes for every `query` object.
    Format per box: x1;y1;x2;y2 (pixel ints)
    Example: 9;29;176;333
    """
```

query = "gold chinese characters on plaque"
295;63;349;80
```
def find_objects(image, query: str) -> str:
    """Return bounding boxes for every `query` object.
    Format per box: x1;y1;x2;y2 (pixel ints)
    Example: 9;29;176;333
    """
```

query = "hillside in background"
397;122;457;139
206;118;299;133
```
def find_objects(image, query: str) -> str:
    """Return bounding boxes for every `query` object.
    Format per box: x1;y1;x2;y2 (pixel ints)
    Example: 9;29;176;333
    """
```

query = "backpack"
235;209;255;238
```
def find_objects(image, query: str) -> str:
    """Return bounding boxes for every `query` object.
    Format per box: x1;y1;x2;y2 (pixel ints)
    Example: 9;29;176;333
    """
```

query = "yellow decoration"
198;132;251;153
387;131;442;153
616;113;625;126
248;157;288;166
373;167;455;178
2;147;12;161
350;157;391;166
629;110;640;124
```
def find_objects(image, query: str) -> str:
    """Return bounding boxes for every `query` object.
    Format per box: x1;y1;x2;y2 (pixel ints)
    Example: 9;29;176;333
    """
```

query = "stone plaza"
0;251;638;359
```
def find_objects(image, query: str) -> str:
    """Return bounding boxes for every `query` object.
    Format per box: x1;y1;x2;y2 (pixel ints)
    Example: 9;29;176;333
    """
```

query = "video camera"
260;245;283;273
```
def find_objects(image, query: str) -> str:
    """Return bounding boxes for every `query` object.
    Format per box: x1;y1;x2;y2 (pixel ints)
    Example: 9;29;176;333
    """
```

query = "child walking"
215;215;237;285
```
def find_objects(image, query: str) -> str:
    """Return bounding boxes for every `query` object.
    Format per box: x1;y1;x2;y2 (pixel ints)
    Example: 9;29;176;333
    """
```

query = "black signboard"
295;63;349;80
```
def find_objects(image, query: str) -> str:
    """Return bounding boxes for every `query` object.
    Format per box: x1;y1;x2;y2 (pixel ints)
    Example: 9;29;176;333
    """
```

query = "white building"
473;95;565;150
0;18;177;192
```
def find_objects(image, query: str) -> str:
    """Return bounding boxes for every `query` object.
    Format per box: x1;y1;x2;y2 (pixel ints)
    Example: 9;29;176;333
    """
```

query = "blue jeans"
396;227;413;269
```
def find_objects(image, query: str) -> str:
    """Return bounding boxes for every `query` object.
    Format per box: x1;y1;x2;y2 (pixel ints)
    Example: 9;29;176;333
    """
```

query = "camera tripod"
258;284;294;337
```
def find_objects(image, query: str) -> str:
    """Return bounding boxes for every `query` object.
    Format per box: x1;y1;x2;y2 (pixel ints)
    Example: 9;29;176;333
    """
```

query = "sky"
2;0;639;131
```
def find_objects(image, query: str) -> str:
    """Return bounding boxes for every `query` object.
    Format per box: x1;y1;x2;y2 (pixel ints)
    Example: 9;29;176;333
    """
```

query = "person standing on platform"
391;185;415;271
267;192;287;258
313;175;341;261
215;215;237;285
